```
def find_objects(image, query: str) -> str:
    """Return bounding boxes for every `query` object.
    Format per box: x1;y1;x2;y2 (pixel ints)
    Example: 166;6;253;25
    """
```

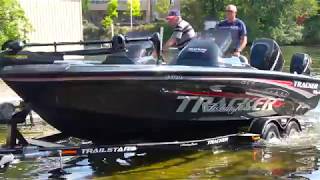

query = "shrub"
0;0;32;46
102;21;173;42
303;15;320;44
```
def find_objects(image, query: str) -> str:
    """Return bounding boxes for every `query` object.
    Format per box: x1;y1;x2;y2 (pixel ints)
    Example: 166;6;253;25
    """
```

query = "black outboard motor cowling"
250;38;284;71
290;53;311;75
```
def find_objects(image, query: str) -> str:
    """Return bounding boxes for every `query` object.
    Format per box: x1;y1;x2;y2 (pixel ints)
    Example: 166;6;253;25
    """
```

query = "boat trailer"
0;101;262;171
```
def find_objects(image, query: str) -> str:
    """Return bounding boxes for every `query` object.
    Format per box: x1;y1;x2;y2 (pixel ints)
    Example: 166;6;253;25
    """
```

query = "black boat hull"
2;65;320;143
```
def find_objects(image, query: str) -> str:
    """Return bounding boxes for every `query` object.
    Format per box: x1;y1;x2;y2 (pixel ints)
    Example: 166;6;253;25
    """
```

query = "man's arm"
234;20;248;56
233;35;247;57
238;35;247;52
162;38;177;62
164;38;177;51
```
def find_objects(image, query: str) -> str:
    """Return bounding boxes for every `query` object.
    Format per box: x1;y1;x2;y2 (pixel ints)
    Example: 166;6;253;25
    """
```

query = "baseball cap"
166;9;180;20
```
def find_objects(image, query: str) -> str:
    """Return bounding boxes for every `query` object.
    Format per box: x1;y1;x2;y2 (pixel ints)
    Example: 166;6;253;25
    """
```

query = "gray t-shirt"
171;19;196;50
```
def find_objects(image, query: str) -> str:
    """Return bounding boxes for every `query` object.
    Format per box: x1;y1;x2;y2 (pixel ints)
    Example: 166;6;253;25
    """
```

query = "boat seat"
103;41;156;65
170;39;220;67
104;53;135;64
250;38;284;71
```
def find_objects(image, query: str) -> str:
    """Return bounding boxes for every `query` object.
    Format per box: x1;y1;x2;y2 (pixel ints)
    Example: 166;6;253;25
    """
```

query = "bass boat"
0;31;319;144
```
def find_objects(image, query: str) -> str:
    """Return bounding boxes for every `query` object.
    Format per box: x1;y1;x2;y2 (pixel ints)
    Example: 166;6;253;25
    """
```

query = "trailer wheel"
285;121;301;137
262;122;281;140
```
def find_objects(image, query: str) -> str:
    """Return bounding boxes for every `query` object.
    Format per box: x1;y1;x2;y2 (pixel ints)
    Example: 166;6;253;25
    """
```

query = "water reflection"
250;147;319;179
54;146;318;179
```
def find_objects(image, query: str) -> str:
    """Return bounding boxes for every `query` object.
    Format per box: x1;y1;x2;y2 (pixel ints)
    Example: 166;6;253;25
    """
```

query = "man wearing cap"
217;4;247;57
163;9;196;59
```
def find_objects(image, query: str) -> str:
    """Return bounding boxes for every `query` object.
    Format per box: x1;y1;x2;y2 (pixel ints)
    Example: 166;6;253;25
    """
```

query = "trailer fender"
249;118;285;137
284;118;302;131
284;118;302;137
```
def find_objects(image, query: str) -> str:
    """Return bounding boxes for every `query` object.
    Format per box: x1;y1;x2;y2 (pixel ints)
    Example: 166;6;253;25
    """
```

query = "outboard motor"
290;53;311;75
250;38;284;71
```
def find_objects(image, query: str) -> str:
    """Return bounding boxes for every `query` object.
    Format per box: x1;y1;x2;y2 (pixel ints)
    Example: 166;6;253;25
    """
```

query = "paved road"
0;80;21;103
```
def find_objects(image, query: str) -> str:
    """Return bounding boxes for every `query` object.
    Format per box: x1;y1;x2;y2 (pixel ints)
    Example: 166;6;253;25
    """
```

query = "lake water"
0;46;320;179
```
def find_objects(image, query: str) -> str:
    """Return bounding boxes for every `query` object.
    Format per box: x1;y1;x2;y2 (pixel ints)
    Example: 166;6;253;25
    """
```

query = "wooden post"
6;124;17;148
111;23;114;37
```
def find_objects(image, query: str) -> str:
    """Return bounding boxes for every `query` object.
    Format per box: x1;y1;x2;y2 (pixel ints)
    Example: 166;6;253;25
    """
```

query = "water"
282;45;320;69
0;46;320;179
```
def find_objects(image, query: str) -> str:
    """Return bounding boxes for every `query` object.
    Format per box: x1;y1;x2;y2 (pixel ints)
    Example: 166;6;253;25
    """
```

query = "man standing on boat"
217;4;247;57
163;9;196;60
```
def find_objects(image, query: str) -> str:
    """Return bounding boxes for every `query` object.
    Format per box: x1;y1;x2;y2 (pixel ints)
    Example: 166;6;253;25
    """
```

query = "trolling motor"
1;40;25;52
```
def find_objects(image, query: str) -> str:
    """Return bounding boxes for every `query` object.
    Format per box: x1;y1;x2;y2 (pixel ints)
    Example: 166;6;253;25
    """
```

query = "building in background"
18;0;83;51
89;0;152;26
88;0;180;26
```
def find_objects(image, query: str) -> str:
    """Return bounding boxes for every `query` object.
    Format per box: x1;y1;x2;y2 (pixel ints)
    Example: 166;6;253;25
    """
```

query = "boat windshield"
198;28;233;55
170;28;248;67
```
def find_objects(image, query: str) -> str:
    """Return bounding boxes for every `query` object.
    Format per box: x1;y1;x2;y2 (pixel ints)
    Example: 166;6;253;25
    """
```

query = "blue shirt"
217;18;247;50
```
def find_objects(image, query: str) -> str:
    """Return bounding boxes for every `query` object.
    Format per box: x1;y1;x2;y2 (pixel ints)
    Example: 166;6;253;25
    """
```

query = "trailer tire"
285;121;301;137
262;122;281;140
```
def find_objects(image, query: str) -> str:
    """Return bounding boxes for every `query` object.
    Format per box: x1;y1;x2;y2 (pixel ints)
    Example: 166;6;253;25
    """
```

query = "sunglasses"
226;10;235;13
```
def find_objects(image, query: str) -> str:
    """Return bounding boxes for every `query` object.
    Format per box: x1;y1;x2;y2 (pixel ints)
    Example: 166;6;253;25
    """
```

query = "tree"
102;0;118;29
82;0;90;13
181;0;319;44
156;0;171;17
303;15;320;44
127;0;141;17
241;0;318;44
0;0;32;46
180;0;229;31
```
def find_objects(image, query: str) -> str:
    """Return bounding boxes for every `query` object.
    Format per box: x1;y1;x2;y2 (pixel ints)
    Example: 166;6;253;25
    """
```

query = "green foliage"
101;21;171;42
102;16;113;29
180;0;207;31
270;16;303;44
83;19;100;40
127;0;141;17
0;0;32;46
180;0;319;45
242;0;317;44
107;0;118;19
303;16;320;44
82;0;90;12
292;0;318;17
102;0;118;29
156;0;172;17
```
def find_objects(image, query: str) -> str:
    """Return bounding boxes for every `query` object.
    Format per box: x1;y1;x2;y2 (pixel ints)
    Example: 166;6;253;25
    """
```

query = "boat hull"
2;65;320;143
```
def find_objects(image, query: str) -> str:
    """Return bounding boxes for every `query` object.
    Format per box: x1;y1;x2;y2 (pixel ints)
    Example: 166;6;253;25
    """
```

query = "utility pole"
130;0;133;30
146;0;151;23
